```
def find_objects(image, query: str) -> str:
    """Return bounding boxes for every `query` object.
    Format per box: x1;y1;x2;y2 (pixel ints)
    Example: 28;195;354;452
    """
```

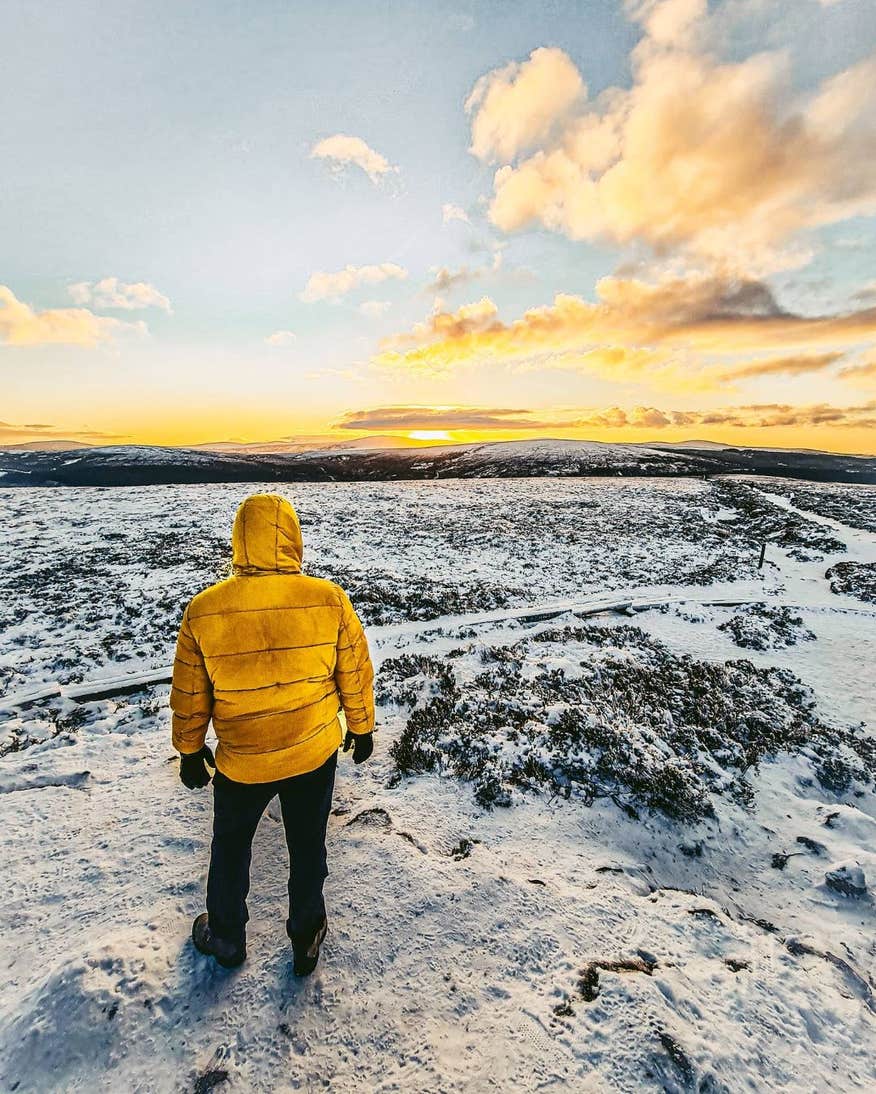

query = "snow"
0;476;874;1091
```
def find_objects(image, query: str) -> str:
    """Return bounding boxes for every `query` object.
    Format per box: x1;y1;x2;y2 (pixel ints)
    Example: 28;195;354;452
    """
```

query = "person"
170;492;375;975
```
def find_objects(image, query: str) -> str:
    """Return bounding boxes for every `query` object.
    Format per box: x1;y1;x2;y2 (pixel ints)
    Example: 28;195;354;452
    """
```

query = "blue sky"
2;0;876;450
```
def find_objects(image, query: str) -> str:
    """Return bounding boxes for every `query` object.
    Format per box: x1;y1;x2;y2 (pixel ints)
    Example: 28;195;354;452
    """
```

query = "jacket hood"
231;493;303;574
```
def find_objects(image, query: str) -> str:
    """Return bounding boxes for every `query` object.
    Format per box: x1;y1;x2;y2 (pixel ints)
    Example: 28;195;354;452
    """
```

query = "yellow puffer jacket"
170;493;375;782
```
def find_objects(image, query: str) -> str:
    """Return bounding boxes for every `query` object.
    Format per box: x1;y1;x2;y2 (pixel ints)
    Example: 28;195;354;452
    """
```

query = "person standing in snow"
170;493;375;975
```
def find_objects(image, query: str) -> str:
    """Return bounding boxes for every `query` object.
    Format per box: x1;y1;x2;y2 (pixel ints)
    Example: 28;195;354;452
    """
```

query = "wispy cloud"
301;263;408;303
425;252;502;296
425;266;480;295
720;351;845;381
68;277;172;313
0;418;126;444
310;134;398;183
840;357;876;385
359;300;391;317
441;203;470;225
337;405;541;430
0;285;146;347
264;330;297;346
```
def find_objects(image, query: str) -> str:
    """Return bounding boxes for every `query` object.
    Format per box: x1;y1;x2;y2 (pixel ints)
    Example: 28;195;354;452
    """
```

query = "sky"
2;0;876;453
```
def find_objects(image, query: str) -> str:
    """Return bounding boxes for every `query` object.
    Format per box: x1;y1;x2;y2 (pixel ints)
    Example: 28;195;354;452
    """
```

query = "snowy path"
752;485;876;553
3;578;874;714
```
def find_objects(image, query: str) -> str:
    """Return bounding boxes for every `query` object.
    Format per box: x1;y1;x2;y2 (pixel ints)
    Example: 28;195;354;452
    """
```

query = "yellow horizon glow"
11;422;875;456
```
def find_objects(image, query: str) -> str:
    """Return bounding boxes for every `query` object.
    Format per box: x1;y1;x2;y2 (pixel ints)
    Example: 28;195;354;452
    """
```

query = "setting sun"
407;430;452;441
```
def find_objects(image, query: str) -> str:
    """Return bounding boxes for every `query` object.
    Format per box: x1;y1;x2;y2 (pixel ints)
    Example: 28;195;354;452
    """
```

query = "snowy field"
0;476;874;1092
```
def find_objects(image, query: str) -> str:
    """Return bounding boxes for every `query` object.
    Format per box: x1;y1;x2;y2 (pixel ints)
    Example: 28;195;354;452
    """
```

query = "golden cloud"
720;351;845;381
338;400;876;433
373;272;876;387
469;5;876;268
466;47;585;163
0;285;146;347
839;357;876;385
337;406;542;430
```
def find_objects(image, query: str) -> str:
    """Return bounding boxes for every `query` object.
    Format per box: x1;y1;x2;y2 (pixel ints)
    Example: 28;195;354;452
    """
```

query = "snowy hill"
0;438;873;486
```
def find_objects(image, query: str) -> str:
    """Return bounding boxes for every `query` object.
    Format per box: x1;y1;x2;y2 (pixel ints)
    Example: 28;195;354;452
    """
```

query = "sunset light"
3;5;876;1090
1;0;874;458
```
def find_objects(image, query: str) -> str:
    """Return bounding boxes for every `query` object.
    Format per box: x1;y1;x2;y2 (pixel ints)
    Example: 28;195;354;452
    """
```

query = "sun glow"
407;430;451;441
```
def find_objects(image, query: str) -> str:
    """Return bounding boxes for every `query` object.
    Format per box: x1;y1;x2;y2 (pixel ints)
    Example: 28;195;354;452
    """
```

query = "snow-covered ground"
0;477;874;1092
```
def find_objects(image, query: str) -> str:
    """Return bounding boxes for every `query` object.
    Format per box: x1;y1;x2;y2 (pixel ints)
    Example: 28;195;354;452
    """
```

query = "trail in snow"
4;578;875;713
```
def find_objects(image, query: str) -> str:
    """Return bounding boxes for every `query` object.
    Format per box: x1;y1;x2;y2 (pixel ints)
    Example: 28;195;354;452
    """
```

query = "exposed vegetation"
382;625;873;819
718;603;816;650
825;561;876;604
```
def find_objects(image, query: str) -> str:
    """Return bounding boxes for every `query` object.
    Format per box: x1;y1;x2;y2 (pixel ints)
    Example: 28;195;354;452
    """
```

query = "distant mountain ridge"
1;437;873;486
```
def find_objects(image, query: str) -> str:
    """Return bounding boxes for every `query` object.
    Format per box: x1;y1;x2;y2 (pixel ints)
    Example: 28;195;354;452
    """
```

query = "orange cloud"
337;406;541;431
0;285;145;347
338;400;876;433
373;272;876;386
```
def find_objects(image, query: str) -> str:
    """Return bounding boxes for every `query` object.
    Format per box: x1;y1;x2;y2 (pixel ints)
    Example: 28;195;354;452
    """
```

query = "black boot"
191;913;246;969
287;916;327;977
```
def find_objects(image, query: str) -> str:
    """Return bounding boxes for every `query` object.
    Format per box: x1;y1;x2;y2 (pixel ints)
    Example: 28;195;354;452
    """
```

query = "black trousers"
206;751;337;945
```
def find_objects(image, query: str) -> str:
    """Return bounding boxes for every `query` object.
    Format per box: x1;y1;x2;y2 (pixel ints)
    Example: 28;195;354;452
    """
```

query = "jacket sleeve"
169;606;214;754
334;588;375;735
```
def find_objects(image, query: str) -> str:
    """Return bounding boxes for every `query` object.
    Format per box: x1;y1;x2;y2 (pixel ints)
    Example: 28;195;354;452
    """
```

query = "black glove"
343;731;374;765
179;744;215;789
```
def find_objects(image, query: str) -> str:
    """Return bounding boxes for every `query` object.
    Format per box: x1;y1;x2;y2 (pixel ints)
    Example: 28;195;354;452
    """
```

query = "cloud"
301;263;408;303
0;285;146;347
442;203;470;225
839;357;876;385
382;296;502;355
466;47;585;163
310;134;398;183
425;251;504;296
336;406;543;431
374;271;876;385
359;300;391;317
337;399;876;433
720;351;844;381
0;418;125;444
570;400;876;430
68;277;172;313
425;266;479;294
264;330;297;346
469;8;876;269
